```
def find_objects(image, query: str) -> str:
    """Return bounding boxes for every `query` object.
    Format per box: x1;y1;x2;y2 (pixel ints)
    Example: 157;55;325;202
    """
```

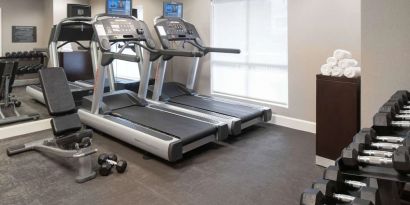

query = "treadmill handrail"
131;41;204;61
101;52;141;66
187;41;241;55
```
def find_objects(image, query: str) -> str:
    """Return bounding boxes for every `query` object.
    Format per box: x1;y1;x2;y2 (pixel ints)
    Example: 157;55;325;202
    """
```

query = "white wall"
172;0;361;124
361;0;410;127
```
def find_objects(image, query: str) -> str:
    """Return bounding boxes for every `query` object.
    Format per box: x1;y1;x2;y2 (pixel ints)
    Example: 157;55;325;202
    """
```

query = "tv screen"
163;2;183;18
67;4;91;17
106;0;132;16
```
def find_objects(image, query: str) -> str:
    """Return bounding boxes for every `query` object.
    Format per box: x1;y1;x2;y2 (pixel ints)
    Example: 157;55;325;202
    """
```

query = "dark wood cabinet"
316;75;361;161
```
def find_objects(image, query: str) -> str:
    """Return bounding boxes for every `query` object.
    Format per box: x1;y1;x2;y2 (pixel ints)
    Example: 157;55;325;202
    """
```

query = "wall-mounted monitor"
106;0;132;16
67;4;91;17
163;2;183;18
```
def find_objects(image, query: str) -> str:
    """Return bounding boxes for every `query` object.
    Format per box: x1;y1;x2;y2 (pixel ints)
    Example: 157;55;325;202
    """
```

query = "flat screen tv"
106;0;132;16
163;2;183;18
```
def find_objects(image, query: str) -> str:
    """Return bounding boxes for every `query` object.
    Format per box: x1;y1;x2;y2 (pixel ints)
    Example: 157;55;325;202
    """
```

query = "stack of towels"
320;49;361;78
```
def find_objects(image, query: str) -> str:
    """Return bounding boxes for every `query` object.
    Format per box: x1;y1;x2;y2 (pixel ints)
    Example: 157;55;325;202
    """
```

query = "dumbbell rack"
1;51;48;86
301;90;410;205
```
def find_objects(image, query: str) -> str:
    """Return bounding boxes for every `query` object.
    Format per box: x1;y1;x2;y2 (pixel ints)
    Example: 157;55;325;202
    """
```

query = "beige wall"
361;0;410;127
174;0;361;123
0;0;52;53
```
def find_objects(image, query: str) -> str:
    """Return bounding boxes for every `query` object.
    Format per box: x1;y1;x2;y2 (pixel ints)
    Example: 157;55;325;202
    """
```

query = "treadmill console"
154;18;201;49
93;17;156;52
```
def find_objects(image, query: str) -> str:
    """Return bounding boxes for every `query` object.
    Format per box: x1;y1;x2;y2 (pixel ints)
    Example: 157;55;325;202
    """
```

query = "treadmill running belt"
112;106;217;145
170;95;263;122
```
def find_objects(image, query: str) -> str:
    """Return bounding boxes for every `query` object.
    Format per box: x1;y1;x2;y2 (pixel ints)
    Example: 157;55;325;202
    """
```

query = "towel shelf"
316;74;361;166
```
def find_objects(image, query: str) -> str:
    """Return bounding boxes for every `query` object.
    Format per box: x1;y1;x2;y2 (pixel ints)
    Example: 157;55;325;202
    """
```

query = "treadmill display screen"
106;0;132;16
163;2;183;18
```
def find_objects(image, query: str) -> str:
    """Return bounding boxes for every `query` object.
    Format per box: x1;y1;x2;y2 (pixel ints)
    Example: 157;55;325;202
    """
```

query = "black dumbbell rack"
1;51;47;75
300;90;410;205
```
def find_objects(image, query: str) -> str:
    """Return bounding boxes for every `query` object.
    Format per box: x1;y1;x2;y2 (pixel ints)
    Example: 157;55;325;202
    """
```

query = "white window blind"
211;0;288;105
112;43;141;80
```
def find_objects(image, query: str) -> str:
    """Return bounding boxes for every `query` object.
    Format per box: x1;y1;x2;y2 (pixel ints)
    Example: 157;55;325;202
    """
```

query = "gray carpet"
0;124;323;205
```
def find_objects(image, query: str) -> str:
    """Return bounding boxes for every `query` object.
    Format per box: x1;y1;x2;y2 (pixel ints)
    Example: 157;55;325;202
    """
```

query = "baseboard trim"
315;156;335;168
0;119;51;140
269;114;316;133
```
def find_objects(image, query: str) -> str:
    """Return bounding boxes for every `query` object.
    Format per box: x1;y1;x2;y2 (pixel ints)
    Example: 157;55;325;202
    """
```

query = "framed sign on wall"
12;26;37;43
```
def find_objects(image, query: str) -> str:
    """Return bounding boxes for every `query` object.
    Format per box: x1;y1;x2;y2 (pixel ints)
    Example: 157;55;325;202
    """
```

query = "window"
111;43;141;80
211;0;288;105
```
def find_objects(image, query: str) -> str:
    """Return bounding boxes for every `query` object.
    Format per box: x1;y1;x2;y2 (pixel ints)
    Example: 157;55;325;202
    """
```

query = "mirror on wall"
0;0;94;129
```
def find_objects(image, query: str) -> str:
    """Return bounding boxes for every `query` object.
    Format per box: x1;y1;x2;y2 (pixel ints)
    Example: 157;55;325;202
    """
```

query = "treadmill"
150;16;272;135
26;17;139;106
78;14;228;162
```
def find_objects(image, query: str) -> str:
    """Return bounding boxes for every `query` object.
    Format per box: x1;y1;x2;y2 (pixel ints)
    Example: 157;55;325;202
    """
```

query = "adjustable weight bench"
7;67;97;183
0;61;40;125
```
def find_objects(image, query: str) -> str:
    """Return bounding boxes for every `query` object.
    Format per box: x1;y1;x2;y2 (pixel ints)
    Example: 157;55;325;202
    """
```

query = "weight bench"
0;61;40;125
7;67;97;183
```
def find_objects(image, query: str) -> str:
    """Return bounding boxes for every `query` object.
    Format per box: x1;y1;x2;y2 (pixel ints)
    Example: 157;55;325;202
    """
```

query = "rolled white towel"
326;57;338;67
338;59;358;69
331;66;344;77
320;64;333;76
344;67;361;78
333;49;352;60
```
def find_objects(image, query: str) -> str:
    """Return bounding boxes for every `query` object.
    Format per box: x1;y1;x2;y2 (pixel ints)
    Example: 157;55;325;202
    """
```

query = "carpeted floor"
0;123;323;205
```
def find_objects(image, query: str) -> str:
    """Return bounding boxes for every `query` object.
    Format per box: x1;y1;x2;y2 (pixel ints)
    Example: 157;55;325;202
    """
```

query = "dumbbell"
341;146;410;175
360;128;409;144
10;52;17;58
348;142;393;158
373;112;410;128
353;132;407;150
16;51;23;57
300;188;373;205
28;51;36;58
323;166;378;190
305;179;377;205
22;51;29;58
379;103;410;120
5;52;10;57
97;153;127;176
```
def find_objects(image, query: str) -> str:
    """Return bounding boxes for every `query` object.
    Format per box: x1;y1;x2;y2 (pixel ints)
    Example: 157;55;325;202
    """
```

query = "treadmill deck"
112;106;217;145
170;95;264;122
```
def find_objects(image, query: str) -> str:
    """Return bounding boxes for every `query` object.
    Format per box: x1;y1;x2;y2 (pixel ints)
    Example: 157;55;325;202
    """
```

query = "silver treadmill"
26;17;100;106
150;17;272;135
78;14;228;162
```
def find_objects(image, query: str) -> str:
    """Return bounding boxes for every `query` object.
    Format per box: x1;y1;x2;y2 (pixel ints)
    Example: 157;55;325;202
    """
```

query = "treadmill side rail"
78;109;184;161
202;95;272;122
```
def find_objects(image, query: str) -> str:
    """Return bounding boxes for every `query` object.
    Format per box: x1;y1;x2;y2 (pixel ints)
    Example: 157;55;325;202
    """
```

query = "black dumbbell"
379;103;410;121
22;51;29;58
5;52;11;57
341;146;410;175
10;52;17;58
301;179;377;205
16;51;23;57
360;128;409;144
323;166;378;190
353;132;407;150
97;153;127;176
384;101;410;115
348;142;393;158
29;51;36;58
373;112;410;128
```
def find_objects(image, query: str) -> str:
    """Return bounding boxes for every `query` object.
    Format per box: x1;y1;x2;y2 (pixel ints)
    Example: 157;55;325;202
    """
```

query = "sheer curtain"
211;0;288;105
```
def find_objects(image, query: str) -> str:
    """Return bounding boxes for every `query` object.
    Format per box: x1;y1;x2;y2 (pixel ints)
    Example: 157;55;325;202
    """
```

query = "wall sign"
12;26;37;43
